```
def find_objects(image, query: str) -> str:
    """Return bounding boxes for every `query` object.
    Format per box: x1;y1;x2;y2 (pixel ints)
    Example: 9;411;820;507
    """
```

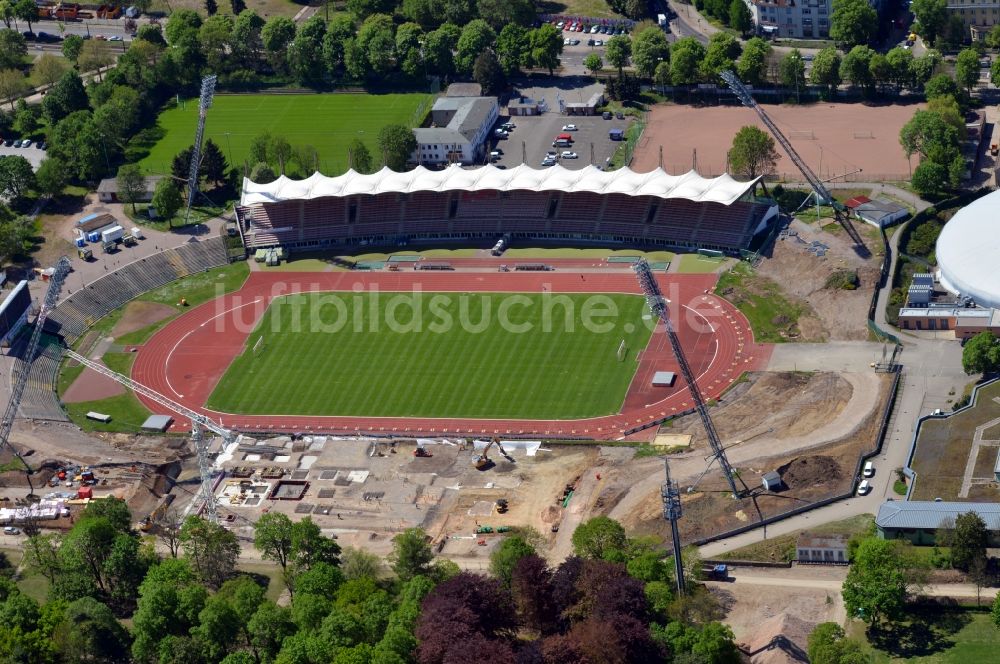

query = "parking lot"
0;143;47;169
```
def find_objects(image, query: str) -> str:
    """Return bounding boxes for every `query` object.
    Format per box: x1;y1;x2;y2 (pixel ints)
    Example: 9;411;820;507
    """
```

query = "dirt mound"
778;456;842;489
742;612;812;664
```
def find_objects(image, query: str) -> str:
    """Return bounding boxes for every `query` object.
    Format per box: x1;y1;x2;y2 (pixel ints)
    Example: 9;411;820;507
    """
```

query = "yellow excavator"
473;438;514;471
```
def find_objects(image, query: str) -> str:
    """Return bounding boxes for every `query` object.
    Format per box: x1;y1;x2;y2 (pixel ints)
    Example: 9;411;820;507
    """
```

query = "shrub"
825;269;859;290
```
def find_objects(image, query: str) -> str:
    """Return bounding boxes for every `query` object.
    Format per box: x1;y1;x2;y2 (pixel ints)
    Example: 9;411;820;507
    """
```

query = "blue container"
75;238;86;248
87;232;101;243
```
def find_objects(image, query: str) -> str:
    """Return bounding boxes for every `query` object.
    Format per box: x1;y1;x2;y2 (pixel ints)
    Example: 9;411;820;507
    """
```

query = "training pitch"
206;292;654;419
138;93;432;176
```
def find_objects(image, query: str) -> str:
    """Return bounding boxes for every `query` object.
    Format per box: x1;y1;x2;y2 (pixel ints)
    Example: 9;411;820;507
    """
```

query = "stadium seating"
15;334;68;422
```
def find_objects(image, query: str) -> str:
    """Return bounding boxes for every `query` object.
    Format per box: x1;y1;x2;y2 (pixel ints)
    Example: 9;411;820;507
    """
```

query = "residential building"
411;97;499;167
744;0;884;40
796;533;848;563
948;0;1000;41
876;500;1000;546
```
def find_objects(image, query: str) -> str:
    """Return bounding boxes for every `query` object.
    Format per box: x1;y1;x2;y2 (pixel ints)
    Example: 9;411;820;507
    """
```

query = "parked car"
494;129;508;138
562;124;578;131
863;461;874;477
21;140;31;148
108;35;124;41
2;138;11;147
501;122;515;131
857;480;871;495
3;527;19;535
569;38;580;45
38;141;46;150
587;38;595;46
12;139;22;148
595;39;604;46
541;158;556;167
561;151;578;159
590;25;601;33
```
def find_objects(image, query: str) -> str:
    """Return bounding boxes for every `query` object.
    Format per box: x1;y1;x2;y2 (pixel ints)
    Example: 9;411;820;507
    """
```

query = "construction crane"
62;349;234;522
0;256;71;498
661;458;685;594
633;259;748;498
720;70;868;256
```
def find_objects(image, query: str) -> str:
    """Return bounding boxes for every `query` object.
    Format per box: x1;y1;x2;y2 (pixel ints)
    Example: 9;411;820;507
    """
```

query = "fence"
867;226;901;346
693;369;901;546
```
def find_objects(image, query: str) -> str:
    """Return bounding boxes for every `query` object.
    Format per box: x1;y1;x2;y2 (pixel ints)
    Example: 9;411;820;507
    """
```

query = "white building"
744;0;884;39
412;97;499;167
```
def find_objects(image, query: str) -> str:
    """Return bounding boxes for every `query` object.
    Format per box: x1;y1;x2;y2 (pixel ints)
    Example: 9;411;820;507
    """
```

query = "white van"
863;461;874;477
857;480;871;495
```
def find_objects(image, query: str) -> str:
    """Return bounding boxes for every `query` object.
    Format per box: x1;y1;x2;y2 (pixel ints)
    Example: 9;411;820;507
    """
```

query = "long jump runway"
131;271;772;439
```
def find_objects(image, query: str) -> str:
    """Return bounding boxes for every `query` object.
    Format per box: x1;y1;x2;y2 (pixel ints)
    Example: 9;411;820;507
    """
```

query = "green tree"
842;538;907;628
115;164;145;214
0;215;29;265
830;0;877;47
701;32;742;81
0;68;26;112
201;138;227;186
912;50;942;90
424;24;458;76
473;49;505;96
389;528;434;581
810;46;842;94
605;34;632;77
729;125;779;181
670;37;705;85
900;109;961;165
12;0;35;33
807;622;869;664
179;515;240;588
340;547;383;580
992;590;1000;628
911;160;949;195
496;24;528;75
869;53;891;94
151;176;183;224
456;19;495;74
61;33;83;62
584;53;603;75
840;44;876;95
53;597;131;663
571;516;628;561
290;516;341;572
347;138;373;174
33;53;68;88
250;161;276;184
737;36;770;86
885;46;914;92
779;48;806;89
253;512;293;572
527;23;561;75
955;47;980;93
632;26;669;78
0;155;32;200
476;0;534;31
911;0;948;43
0;29;25;70
489;536;536;587
262;16;295;72
41;70;87;125
34;157;67;198
693;622;741;663
962;332;1000;374
377;124;417;171
924;73;958;101
289;16;327;85
729;0;753;35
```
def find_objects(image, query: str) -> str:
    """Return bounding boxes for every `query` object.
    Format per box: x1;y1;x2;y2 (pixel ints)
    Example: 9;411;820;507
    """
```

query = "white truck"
101;225;124;244
657;13;667;26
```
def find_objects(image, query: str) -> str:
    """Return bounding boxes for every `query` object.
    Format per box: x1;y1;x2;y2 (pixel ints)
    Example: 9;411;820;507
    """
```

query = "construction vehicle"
991;143;998;157
413;446;432;458
77;247;92;261
702;564;729;581
495;498;508;514
473;438;498;470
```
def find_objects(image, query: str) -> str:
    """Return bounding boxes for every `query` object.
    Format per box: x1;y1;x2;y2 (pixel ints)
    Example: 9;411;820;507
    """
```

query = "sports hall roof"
240;165;760;207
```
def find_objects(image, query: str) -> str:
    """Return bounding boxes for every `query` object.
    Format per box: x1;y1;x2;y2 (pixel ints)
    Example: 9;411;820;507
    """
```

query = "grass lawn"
715;514;874;563
136;261;250;310
237;561;287;603
850;607;1000;662
715;262;810;343
675;254;727;274
208;292;654;419
64;391;152;433
135;93;433;176
537;0;623;19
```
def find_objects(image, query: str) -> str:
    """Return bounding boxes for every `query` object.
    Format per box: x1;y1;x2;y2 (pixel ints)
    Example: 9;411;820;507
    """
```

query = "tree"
884;46;915;92
473;50;505;96
729;125;779;182
377;124;417;171
389;528;434;581
415;573;517;662
0;29;25;70
571;517;628;561
913;50;942;90
729;0;753;35
179;515;240;588
150;177;183;224
631;26;669;78
77;40;115;80
33;54;68;89
53;597;131;663
288;16;327;85
0;215;29;264
476;0;534;31
34;157;67;198
737;37;770;86
201;138;226;186
205;0;217;14
41;70;87;125
61;33;83;62
779;48;806;90
290;516;340;572
911;160;949;195
0;68;26;111
0;155;32;200
670;37;706;85
456;19;495;74
955;48;979;93
810;46;842;94
992;590;1000;628
605;34;632;77
808;622;869;664
490;536;536;587
346;138;373;174
253;512;293;572
829;0;877;47
701;32;742;81
340;547;382;580
840;45;876;94
963;332;1000;375
911;0;948;43
250;161;276;184
527;23;561;75
262;16;295;72
842;538;907;628
424;23;459;76
13;0;35;33
584;53;603;75
496;24;528;75
900;109;961;165
115;164;145;214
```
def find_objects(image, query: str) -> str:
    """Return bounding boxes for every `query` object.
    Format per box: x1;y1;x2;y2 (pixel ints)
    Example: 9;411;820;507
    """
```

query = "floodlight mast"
185;74;218;225
633;259;746;498
0;256;71;497
62;349;233;522
661;458;686;594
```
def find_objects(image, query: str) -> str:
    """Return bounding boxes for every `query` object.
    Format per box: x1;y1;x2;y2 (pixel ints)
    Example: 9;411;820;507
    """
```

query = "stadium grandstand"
236;165;779;255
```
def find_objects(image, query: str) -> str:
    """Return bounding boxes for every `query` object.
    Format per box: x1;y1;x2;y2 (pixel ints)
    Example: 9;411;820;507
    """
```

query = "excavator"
473;438;514;471
413;445;432;458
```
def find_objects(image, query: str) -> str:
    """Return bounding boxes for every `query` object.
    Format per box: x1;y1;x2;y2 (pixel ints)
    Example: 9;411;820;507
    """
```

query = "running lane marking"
165;298;263;398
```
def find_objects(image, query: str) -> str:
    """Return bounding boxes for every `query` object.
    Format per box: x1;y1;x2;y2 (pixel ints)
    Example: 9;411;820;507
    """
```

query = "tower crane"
62;349;235;522
720;70;868;256
0;256;71;498
633;259;748;498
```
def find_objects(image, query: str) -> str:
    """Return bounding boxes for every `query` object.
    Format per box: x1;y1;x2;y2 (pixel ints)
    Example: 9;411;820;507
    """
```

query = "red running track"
131;271;772;440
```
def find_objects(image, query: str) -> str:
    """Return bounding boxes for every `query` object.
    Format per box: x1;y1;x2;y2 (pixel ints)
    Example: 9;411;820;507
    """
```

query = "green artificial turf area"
136;93;432;176
207;292;654;419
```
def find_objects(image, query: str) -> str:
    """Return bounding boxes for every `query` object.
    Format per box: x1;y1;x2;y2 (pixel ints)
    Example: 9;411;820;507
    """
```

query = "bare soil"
61;365;126;403
111;301;178;338
758;218;882;341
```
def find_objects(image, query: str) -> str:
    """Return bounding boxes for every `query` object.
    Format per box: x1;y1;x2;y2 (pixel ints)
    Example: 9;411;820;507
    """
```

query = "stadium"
38;165;777;440
935;189;1000;309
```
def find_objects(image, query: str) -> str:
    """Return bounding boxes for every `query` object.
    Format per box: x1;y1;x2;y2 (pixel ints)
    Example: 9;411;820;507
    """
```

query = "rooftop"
876;500;1000;530
445;82;482;97
797;533;848;549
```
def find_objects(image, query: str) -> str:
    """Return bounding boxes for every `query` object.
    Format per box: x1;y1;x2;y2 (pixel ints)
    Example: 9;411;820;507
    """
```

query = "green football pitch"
206;292;654;419
137;93;432;176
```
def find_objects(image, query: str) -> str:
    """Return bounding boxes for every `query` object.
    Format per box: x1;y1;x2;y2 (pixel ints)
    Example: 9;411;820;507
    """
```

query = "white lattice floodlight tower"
186;75;218;223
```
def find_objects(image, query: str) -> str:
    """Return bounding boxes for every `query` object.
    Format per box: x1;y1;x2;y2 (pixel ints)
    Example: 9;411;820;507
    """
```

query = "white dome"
936;190;1000;309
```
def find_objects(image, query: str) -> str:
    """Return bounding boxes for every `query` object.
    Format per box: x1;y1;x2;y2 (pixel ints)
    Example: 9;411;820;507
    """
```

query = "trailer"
101;225;124;244
122;234;137;247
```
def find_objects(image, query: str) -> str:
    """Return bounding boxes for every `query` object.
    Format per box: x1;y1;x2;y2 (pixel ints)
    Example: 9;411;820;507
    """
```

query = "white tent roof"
936;189;1000;308
240;165;759;207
